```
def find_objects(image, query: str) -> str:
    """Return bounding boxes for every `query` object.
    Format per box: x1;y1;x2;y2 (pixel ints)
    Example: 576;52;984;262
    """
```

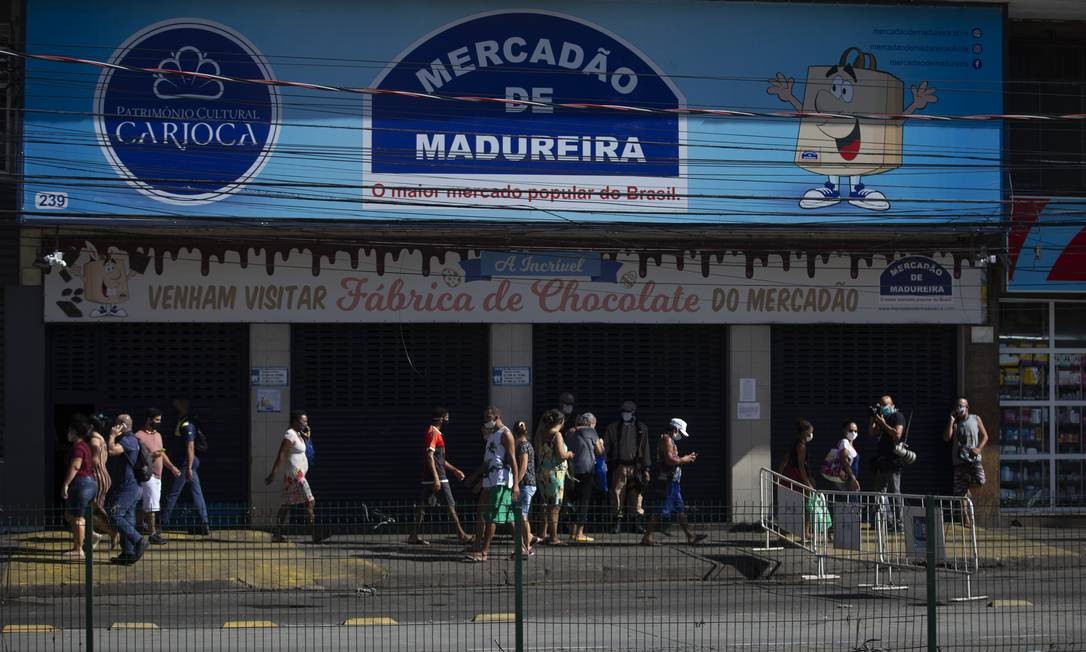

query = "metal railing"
0;495;1083;651
759;467;986;599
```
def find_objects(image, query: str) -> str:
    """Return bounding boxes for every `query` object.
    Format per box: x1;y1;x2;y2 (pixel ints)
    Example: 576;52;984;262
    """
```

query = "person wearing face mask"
821;421;861;492
407;407;472;545
779;418;816;490
60;414;99;559
869;395;908;495
604;400;650;533
134;408;181;545
640;418;705;546
160;398;210;536
943;397;988;528
465;407;519;562
557;392;577;422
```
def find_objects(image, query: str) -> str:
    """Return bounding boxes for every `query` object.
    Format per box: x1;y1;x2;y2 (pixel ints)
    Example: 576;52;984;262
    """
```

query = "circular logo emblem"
94;19;280;205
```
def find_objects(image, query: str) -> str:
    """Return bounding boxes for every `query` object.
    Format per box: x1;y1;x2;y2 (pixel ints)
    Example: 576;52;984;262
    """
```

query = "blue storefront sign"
22;0;1003;224
880;256;953;303
480;251;602;278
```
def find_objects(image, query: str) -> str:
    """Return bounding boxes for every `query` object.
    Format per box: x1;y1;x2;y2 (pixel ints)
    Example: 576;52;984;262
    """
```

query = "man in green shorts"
466;406;519;562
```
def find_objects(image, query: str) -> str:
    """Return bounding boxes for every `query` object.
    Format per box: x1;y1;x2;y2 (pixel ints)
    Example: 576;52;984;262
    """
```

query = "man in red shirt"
407;407;472;545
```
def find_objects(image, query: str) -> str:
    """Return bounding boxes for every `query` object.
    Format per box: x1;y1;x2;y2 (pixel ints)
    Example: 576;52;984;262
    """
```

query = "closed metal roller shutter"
48;324;250;512
771;325;956;495
532;325;727;502
291;324;490;502
0;222;15;284
0;287;4;458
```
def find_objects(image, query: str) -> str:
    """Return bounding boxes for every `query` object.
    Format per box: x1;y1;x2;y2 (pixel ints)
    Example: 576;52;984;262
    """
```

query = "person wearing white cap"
603;400;650;534
640;418;706;546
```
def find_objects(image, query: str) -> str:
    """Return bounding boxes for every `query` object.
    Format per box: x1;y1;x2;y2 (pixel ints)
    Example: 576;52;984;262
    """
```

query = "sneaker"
133;536;149;562
611;521;622;535
148;532;167;546
110;554;137;565
195;523;211;536
90;532;103;550
270;533;287;543
847;183;890;211
799;182;841;209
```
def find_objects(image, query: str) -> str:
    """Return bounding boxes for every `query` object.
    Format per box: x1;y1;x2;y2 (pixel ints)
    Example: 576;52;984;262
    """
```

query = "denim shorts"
516;484;536;517
66;476;98;518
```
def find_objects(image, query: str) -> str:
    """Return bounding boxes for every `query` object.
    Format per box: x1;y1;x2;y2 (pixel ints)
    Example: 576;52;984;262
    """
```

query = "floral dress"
537;433;568;507
281;429;314;505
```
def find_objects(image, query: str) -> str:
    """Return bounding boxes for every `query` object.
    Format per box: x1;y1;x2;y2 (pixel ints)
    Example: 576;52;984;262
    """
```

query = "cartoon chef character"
768;47;937;211
71;241;138;318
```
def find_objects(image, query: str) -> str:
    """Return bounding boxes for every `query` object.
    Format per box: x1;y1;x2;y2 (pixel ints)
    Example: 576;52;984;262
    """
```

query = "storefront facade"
999;197;1086;512
5;0;1022;516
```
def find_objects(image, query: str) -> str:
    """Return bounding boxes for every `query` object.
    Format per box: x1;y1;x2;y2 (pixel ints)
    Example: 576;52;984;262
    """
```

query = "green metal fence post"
514;513;524;652
84;503;94;652
925;496;937;652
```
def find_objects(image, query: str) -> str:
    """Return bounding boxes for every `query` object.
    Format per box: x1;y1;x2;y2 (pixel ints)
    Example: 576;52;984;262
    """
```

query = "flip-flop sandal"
463;555;487;563
543;539;566;546
407;538;431;546
688;534;708;545
458;535;476;544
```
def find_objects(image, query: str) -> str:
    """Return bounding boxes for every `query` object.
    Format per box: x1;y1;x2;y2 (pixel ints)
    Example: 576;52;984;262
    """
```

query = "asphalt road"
3;523;1084;652
3;569;1084;651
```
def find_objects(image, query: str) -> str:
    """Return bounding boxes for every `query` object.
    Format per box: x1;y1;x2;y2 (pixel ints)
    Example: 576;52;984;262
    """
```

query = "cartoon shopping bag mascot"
768;47;937;211
71;242;138;318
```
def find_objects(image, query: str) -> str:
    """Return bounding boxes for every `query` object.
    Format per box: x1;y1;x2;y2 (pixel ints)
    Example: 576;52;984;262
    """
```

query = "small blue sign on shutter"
492;367;531;386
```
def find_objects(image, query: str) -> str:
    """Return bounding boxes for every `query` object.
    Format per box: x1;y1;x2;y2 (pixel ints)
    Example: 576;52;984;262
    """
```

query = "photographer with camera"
942;397;988;528
869;395;909;529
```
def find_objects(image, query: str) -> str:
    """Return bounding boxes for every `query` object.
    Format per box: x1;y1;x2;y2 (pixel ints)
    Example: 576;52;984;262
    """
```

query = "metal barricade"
757;467;986;599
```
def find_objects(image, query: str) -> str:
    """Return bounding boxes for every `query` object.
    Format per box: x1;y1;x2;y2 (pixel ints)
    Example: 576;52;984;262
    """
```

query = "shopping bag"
805;491;833;534
820;448;845;483
594;455;608;492
794;47;904;177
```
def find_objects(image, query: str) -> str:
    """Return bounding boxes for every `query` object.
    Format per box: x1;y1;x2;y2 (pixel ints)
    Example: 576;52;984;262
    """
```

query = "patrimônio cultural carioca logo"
94;19;280;205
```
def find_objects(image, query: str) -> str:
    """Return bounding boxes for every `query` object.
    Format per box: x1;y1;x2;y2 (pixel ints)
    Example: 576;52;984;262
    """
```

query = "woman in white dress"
265;410;324;543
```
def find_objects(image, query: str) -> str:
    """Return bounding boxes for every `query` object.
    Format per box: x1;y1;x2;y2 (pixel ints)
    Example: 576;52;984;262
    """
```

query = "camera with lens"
868;404;882;418
893;442;917;465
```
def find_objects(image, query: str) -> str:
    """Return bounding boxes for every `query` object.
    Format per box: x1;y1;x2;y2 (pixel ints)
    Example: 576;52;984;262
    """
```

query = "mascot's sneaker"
799;182;841;209
848;184;890;211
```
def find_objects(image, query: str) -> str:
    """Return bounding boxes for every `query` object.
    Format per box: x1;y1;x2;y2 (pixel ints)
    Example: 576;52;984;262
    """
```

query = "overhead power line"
5;47;1085;123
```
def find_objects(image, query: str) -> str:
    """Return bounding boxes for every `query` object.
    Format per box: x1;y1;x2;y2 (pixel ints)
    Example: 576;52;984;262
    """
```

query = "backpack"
180;417;209;454
124;435;154;483
195;424;209;454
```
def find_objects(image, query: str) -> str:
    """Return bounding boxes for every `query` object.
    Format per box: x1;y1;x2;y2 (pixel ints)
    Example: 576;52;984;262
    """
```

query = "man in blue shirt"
105;413;148;565
160;398;210;535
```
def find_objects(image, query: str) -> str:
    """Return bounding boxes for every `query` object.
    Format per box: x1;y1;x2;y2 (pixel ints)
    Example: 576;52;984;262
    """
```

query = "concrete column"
961;323;1000;523
249;324;291;519
489;324;533;425
728;325;772;520
1;286;47;504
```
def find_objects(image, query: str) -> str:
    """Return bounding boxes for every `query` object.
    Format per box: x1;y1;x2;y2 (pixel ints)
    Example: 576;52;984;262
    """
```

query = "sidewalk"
2;522;1079;594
